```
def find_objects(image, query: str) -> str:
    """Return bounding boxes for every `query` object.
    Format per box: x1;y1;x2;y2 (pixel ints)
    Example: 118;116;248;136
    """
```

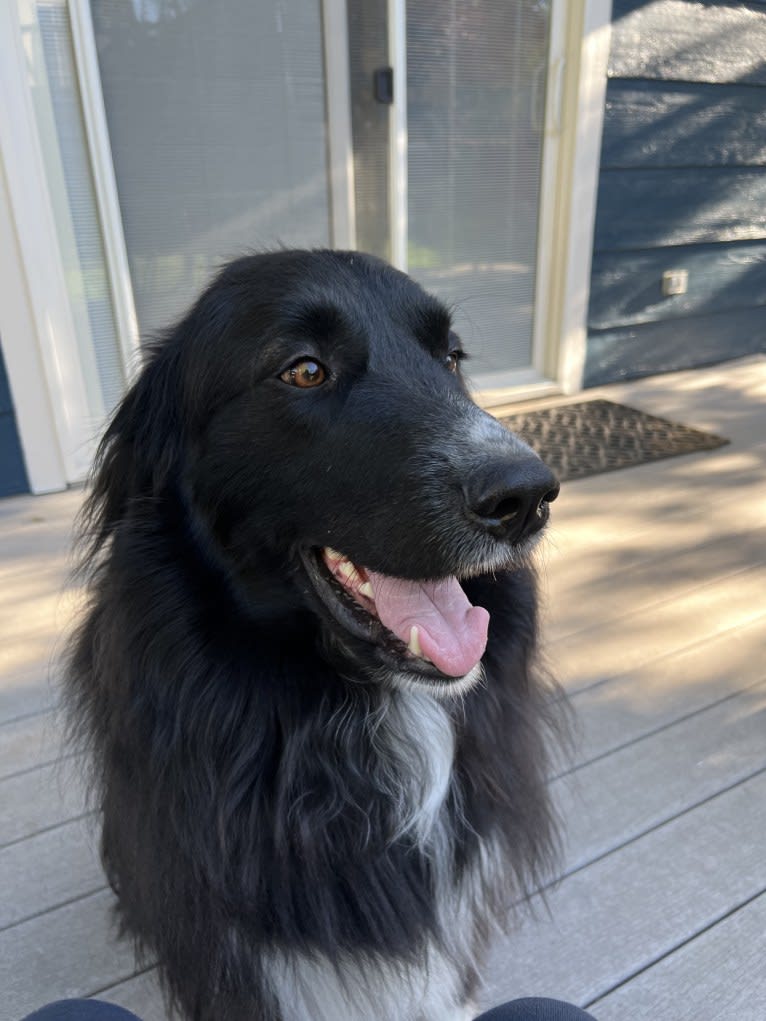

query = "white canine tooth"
339;560;359;581
324;547;343;563
358;581;374;599
408;626;423;658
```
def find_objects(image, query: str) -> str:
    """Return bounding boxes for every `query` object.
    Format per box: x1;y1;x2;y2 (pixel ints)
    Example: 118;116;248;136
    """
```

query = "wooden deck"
1;355;765;1021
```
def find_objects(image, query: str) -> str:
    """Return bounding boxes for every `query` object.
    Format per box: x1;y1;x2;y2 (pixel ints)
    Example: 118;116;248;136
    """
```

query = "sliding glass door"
85;0;554;387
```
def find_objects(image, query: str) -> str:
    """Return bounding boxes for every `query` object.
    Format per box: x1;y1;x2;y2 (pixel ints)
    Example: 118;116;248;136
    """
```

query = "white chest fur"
266;689;479;1021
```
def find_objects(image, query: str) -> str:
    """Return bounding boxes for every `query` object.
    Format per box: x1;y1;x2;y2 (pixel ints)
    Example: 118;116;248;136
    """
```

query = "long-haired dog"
67;250;563;1021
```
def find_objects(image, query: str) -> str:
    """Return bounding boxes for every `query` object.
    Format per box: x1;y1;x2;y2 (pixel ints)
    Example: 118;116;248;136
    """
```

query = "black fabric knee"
475;997;598;1021
20;1000;144;1021
22;994;596;1021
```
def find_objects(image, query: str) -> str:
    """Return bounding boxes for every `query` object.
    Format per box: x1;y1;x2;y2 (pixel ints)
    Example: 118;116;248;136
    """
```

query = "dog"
67;250;563;1021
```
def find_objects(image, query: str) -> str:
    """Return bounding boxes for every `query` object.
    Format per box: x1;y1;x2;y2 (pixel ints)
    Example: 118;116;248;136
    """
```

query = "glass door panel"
347;0;391;263
406;0;551;382
90;0;331;338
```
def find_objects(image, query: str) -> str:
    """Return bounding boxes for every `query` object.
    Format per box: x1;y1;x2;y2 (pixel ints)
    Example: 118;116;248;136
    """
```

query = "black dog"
67;250;563;1021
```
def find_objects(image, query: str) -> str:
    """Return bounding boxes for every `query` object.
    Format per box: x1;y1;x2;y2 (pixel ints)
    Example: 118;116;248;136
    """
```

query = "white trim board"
387;0;408;271
322;0;357;250
0;158;66;494
0;0;96;491
551;0;612;394
529;0;569;382
69;0;142;382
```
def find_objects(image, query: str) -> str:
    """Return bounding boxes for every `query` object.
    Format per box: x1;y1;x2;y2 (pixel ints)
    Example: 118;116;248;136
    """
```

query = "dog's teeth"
358;581;374;599
408;626;423;658
324;547;343;563
339;560;359;581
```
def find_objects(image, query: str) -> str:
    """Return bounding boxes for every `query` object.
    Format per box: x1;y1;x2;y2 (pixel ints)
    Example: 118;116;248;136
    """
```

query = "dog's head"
90;251;557;695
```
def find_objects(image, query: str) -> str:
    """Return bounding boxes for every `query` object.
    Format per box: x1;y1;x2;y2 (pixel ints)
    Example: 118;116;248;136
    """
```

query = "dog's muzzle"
462;457;560;544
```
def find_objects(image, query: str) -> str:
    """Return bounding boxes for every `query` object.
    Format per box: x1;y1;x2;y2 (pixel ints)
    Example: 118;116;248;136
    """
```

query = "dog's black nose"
464;459;559;543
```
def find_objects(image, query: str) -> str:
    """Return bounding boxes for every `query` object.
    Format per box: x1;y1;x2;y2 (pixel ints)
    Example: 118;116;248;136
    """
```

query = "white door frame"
69;0;142;382
388;0;408;271
322;0;357;250
553;0;612;396
0;159;68;495
478;0;612;407
0;0;95;491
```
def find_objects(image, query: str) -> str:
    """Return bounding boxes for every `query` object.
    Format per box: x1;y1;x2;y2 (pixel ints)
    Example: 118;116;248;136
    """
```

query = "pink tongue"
366;571;489;677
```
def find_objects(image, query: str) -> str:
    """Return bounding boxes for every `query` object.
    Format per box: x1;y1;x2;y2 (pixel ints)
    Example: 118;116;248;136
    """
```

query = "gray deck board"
1;890;137;1021
567;614;766;766
0;587;79;649
548;439;766;521
0;759;87;847
0;632;60;692
100;971;167;1021
548;525;766;641
0;817;103;929
553;680;766;873
591;892;766;1021
479;771;766;1010
546;491;766;599
0;683;55;728
0;711;64;780
552;562;766;693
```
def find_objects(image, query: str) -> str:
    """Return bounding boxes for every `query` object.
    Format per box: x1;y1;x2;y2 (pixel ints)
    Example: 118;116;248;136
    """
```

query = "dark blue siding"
585;0;766;386
594;168;766;251
0;344;29;497
590;242;766;329
602;81;766;169
586;306;766;386
609;0;766;86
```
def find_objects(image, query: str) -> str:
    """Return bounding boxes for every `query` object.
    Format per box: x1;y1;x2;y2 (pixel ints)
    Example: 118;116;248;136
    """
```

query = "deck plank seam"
560;611;766;698
556;607;766;698
0;749;80;784
0;809;95;852
547;519;766;601
546;764;766;890
552;673;766;780
550;558;766;646
583;888;766;1011
0;705;56;730
0;883;109;935
87;961;160;1002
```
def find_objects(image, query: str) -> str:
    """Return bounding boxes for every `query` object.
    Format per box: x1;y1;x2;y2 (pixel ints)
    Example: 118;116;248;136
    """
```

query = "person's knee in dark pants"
476;998;598;1021
22;995;597;1020
20;1001;142;1021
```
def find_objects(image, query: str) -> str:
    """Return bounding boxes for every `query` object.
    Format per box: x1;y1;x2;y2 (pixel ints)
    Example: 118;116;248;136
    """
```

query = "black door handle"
373;67;394;104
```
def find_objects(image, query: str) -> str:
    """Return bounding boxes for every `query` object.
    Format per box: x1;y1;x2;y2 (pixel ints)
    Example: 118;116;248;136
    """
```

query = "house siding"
584;0;766;386
0;341;29;497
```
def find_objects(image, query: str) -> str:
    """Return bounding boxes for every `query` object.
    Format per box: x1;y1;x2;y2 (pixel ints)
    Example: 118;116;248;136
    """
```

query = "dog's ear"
79;343;184;561
78;264;243;563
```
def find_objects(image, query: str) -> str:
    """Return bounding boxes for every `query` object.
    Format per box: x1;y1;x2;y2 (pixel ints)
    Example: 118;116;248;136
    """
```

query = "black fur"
66;251;564;1021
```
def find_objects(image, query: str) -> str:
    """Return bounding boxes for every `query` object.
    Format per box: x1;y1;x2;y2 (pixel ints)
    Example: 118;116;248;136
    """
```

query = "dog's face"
171;251;558;693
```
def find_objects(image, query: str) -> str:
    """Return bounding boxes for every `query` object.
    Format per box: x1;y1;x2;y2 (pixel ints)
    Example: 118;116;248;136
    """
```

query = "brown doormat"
495;399;729;482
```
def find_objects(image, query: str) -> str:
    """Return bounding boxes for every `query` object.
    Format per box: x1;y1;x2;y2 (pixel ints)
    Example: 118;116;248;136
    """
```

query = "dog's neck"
366;686;456;848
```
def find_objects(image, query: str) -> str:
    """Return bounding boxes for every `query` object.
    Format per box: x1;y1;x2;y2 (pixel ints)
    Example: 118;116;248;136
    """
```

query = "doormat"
496;399;729;482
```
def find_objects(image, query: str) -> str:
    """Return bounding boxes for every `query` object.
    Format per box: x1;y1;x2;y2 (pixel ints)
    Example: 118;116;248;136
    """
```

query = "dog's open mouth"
301;546;490;681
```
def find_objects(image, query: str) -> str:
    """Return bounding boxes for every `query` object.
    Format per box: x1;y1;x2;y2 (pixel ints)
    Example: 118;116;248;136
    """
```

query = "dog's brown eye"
445;350;461;374
280;359;327;388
